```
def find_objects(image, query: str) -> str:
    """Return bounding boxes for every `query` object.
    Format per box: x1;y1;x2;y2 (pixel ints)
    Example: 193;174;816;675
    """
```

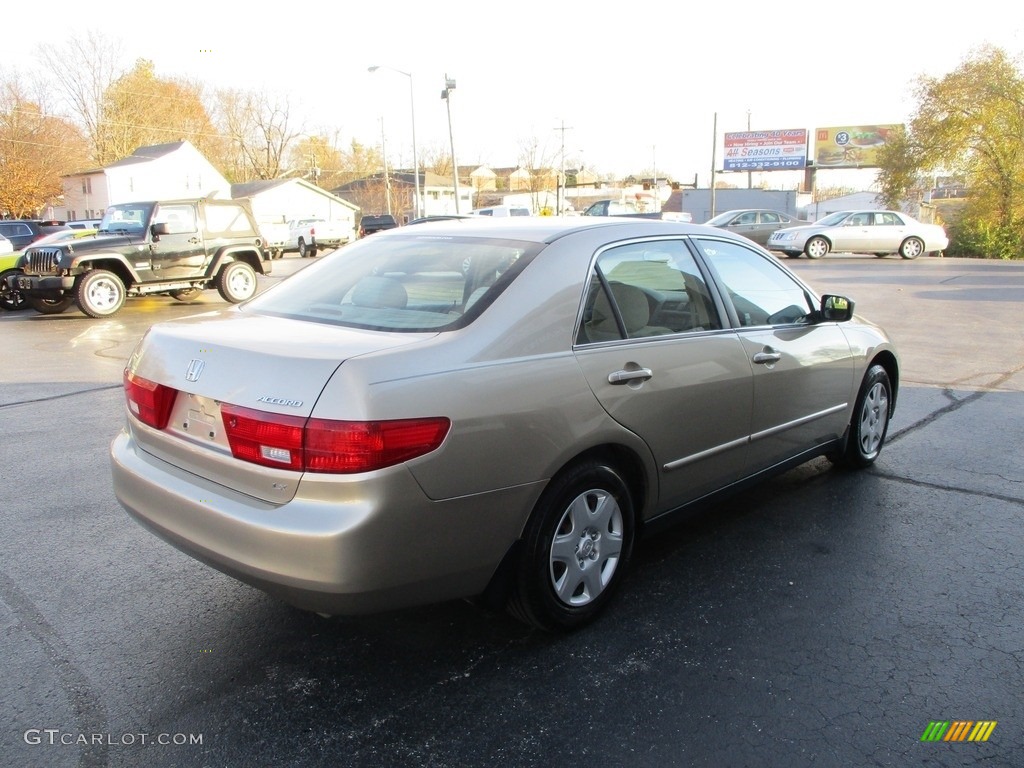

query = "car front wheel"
804;236;830;259
508;460;635;631
838;364;892;468
899;237;924;259
216;261;257;303
76;269;126;317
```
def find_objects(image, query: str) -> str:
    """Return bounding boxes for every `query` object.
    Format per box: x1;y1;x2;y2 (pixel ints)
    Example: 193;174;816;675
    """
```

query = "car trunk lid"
124;310;431;503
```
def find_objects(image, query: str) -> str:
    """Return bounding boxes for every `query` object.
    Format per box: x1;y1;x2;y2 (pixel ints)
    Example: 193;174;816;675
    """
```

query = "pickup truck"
259;221;290;259
581;199;692;222
285;218;354;258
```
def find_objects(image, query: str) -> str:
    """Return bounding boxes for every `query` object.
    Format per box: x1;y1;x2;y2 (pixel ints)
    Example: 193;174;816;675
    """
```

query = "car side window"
154;204;198;234
736;212;757;225
877;212;900;226
576;240;722;344
695;238;814;327
761;212;781;224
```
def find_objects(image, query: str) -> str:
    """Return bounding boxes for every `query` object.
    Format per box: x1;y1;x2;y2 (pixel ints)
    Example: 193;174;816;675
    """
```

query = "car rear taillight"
123;370;177;429
221;404;450;474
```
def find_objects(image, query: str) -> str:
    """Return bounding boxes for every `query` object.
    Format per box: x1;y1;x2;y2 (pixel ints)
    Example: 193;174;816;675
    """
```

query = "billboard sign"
723;129;808;171
814;125;902;168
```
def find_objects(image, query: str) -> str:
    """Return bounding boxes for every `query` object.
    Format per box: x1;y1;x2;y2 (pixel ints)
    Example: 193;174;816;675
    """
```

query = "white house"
58;141;229;221
231;178;360;236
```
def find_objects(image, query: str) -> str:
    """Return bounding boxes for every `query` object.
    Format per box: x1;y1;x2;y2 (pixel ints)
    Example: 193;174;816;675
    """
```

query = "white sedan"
767;210;949;259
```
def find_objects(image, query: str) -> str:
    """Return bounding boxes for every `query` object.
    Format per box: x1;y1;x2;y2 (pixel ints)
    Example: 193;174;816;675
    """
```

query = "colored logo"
921;721;997;742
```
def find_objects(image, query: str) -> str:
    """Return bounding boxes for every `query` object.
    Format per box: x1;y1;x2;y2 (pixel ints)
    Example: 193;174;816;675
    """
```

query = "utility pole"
380;117;392;215
555;120;573;215
441;75;460;213
747;110;752;190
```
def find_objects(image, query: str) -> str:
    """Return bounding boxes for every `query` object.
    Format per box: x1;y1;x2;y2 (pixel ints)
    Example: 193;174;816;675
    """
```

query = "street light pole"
368;65;421;220
441;75;460;214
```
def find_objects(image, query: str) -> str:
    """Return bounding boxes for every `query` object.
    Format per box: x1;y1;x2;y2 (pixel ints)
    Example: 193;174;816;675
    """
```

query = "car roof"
368;216;722;245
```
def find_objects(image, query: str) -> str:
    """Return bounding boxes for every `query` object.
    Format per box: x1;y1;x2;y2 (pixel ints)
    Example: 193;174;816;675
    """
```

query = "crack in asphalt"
887;361;1024;444
0;384;122;410
0;569;109;768
870;472;1024;508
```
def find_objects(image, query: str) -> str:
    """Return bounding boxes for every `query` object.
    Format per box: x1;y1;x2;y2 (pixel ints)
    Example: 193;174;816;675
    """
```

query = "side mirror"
151;222;170;237
820;294;854;322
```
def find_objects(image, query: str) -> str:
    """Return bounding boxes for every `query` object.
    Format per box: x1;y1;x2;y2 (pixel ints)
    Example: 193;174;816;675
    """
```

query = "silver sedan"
768;209;949;259
111;217;898;631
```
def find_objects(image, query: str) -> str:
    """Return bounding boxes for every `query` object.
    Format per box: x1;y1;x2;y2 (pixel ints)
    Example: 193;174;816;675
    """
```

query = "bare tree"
212;89;300;182
41;30;125;165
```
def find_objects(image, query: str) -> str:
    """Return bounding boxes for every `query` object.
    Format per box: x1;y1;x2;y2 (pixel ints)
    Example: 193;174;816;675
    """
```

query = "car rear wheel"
170;287;202;303
76;269;126;317
508;460;635;631
28;296;74;315
0;269;27;311
837;364;892;468
298;239;310;258
805;236;830;259
899;237;924;259
216;261;257;303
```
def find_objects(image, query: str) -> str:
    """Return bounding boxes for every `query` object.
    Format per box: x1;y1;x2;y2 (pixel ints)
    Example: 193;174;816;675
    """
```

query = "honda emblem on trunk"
185;359;206;382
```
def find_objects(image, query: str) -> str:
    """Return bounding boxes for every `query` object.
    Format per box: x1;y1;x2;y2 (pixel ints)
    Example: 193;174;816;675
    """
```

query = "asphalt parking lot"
1;252;1022;767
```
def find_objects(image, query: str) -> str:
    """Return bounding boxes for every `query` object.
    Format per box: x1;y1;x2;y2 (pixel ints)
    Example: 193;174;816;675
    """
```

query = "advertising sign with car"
723;129;808;171
814;124;903;168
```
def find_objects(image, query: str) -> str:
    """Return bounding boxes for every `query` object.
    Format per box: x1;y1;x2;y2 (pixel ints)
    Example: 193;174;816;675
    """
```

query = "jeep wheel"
308;246;318;258
171;287;202;303
76;269;126;317
298;239;309;258
29;296;74;315
0;269;27;311
216;261;257;303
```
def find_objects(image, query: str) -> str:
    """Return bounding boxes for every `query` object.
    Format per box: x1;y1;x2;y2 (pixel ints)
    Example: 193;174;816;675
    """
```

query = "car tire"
508;460;635;631
899;237;924;260
784;252;801;259
216;261;257;303
309;246;318;258
804;236;830;259
0;269;27;311
28;296;74;315
75;269;126;318
170;287;202;303
837;363;892;468
875;253;888;258
298;239;309;258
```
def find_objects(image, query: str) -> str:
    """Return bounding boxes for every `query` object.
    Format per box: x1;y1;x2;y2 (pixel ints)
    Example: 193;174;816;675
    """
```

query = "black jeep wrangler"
8;198;271;318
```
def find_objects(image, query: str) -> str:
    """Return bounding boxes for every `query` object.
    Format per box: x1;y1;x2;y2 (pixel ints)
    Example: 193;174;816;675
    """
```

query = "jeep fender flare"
72;254;141;285
210;247;270;277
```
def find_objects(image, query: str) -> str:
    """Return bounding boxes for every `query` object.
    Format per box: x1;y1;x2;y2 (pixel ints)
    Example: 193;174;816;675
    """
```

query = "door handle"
188;237;201;244
752;350;782;365
608;368;653;384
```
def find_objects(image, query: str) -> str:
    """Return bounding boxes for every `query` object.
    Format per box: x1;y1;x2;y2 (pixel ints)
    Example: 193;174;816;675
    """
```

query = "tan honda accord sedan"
111;217;898;631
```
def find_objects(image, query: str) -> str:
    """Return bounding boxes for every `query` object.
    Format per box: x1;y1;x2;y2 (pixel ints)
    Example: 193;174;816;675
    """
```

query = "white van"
469;205;531;217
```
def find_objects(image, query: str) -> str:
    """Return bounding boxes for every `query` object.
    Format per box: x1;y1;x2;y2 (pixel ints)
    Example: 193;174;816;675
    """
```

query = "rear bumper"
110;429;537;615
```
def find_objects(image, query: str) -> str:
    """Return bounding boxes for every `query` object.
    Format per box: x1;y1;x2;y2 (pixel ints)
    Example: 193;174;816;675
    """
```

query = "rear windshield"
244;234;542;332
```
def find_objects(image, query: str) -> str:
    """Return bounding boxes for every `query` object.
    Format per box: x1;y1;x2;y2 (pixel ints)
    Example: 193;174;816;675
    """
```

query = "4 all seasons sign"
921;721;997;742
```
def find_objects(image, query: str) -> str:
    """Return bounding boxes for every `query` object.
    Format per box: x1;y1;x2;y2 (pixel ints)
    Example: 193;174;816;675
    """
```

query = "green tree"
877;46;1024;259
